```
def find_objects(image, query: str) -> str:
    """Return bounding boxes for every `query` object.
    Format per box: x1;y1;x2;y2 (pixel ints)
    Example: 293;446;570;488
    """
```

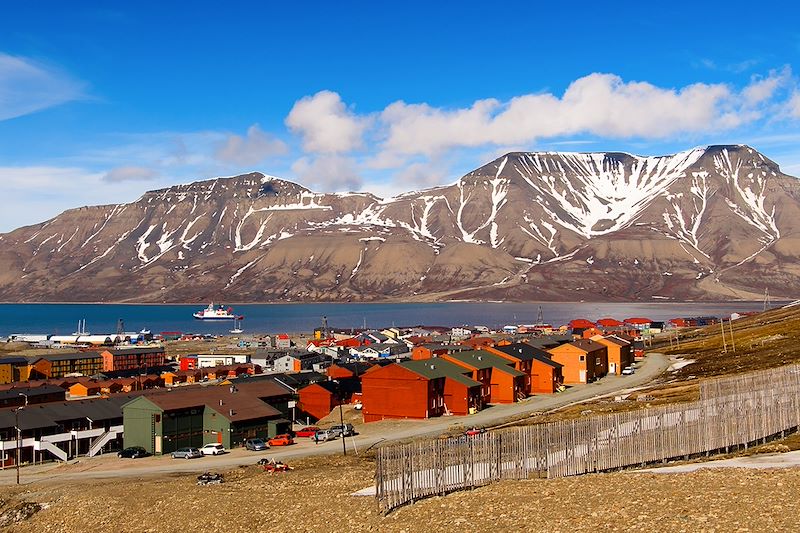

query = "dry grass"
657;305;800;378
3;453;800;532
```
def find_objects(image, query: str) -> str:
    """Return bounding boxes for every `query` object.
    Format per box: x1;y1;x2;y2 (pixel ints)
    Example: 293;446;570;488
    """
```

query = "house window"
579;355;585;362
596;358;602;366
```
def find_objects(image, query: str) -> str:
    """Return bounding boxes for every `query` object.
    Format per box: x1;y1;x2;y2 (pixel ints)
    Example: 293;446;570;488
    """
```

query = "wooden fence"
375;365;800;512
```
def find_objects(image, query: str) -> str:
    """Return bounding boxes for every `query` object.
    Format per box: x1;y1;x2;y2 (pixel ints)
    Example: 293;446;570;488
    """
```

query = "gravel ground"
2;454;799;532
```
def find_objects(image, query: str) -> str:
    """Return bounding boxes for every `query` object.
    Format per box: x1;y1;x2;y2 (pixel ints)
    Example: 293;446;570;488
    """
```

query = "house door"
579;370;587;383
217;432;223;444
609;363;616;374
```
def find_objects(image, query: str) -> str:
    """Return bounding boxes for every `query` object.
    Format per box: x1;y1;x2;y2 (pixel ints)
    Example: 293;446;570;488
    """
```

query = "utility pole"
729;319;736;353
720;320;728;353
15;393;28;485
336;380;346;456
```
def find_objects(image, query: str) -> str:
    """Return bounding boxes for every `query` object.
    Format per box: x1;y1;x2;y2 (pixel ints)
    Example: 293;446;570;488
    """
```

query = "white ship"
192;303;243;321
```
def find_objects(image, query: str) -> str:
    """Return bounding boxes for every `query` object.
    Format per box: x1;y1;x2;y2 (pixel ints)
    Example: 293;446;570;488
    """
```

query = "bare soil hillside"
2;453;800;532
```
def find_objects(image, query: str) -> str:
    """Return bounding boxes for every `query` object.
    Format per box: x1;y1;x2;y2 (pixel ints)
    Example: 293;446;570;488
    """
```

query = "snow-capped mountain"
1;144;798;303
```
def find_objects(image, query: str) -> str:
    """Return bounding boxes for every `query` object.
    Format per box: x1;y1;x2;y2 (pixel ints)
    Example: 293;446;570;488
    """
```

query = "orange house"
361;364;445;422
401;359;483;416
442;350;526;404
548;339;608;384
592;335;633;375
487;342;564;394
68;381;102;397
298;377;361;421
326;362;374;379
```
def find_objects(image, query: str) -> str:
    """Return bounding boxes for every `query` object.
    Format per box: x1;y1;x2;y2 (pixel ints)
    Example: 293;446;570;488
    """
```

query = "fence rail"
375;365;800;512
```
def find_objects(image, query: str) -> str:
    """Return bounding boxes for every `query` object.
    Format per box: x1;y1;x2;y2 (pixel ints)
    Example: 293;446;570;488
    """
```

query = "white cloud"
393;162;451;191
377;74;746;156
742;68;791;105
285;90;370;153
0;53;85;121
214;124;288;165
290;155;362;191
0;166;146;232
102;166;159;182
789;91;800;118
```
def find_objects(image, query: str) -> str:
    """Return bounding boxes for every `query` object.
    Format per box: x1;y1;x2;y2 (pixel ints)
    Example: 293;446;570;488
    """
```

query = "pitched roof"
444;351;525;377
561;339;608;353
492;343;563;368
400;359;481;388
134;385;282;423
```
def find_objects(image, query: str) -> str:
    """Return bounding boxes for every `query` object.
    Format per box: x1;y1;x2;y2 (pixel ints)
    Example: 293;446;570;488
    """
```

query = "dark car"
118;446;150;459
244;438;269;451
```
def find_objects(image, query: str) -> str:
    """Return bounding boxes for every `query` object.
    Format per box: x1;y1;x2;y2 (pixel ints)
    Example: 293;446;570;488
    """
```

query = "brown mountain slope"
1;145;799;302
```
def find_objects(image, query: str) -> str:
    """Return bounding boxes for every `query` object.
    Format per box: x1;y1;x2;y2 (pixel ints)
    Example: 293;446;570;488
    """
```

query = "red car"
268;434;295;446
295;426;320;438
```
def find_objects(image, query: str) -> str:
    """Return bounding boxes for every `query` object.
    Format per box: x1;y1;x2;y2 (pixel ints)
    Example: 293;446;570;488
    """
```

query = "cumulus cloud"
214;124;288;166
285;90;370;153
102;165;159;182
0;53;85;121
285;72;797;164
378;74;752;156
290;155;362;191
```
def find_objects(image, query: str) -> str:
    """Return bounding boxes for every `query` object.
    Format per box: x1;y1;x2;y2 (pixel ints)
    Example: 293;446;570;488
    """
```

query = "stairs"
87;425;124;457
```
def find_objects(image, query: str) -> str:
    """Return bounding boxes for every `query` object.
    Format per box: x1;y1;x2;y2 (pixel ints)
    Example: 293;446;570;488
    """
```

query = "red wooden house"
361;363;445;422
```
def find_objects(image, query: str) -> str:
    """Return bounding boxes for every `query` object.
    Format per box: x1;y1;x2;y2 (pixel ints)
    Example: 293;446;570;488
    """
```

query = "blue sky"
1;1;800;231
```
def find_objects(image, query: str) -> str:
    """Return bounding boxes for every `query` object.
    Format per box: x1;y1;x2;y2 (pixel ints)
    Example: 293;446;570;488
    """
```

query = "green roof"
400;359;481;388
444;350;526;377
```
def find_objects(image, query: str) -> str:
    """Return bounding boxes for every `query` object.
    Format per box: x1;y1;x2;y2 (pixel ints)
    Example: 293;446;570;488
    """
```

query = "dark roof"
492;343;563;368
401;359;481;388
443;351;525;377
132;385;282;423
308;377;362;396
104;346;165;356
35;352;102;362
527;334;574;349
331;362;374;376
0;385;65;401
0;357;29;365
0;393;142;431
563;339;607;353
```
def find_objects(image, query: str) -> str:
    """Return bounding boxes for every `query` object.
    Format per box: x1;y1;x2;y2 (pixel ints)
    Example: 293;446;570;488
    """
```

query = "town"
0;314;724;464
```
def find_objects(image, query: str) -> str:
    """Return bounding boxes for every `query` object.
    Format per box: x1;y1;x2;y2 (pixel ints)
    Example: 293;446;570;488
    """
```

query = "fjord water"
0;301;773;336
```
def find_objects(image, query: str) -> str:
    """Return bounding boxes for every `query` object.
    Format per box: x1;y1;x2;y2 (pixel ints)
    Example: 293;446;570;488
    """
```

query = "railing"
375;365;800;512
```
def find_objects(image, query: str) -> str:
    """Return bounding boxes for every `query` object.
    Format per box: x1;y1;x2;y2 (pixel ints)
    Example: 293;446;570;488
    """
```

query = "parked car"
295;426;320;438
171;447;203;459
244;438;269;451
267;434;294;446
622;366;635;375
465;427;486;437
314;429;335;442
201;443;226;455
329;423;356;438
118;446;150;459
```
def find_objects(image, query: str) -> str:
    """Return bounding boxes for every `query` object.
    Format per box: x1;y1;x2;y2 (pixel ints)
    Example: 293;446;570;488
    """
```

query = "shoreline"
0;299;784;306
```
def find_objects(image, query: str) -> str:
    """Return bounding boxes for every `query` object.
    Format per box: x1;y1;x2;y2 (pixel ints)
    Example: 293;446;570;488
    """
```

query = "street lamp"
15;393;28;485
334;380;346;456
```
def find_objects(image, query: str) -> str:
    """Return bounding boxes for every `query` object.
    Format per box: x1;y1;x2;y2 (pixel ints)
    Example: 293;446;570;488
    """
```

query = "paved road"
0;353;670;485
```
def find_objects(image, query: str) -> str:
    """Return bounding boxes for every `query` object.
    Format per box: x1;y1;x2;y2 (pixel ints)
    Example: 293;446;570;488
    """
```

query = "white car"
201;443;226;455
621;367;635;375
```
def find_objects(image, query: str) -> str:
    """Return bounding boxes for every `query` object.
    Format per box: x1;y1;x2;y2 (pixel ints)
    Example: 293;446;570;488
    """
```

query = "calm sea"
0;301;775;337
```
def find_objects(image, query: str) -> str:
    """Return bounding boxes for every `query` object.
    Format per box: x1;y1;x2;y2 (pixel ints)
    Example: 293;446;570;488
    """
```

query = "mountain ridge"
1;144;798;303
